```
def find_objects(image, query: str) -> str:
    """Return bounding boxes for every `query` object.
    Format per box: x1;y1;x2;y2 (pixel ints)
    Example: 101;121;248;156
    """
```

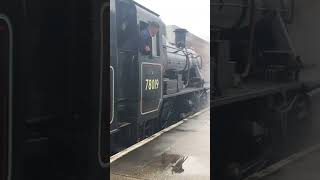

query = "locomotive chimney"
174;28;188;48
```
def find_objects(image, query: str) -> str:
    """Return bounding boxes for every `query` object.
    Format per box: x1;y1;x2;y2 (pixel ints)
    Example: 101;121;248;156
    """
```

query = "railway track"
245;143;320;180
110;107;210;163
220;137;320;180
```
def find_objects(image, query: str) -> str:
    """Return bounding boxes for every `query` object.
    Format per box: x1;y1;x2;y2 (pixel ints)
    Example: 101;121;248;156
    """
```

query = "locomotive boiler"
162;30;204;94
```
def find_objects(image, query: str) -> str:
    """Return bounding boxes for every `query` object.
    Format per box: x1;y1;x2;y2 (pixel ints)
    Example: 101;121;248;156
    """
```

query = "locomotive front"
162;28;204;93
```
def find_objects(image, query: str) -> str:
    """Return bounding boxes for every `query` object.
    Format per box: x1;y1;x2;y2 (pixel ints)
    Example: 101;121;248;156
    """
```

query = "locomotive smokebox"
174;28;188;48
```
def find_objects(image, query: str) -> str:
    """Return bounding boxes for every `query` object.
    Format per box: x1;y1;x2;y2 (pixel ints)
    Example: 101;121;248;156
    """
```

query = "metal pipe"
241;0;256;78
212;2;290;13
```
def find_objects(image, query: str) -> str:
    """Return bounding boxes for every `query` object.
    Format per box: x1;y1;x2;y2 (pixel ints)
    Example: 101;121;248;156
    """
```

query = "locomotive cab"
110;0;165;138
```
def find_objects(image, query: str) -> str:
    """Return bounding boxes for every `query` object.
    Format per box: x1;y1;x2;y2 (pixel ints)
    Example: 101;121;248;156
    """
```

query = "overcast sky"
134;0;210;41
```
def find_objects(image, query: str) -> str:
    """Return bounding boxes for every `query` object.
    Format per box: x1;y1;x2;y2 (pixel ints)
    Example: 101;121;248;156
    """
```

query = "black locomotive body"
0;0;207;179
212;0;320;179
110;0;207;150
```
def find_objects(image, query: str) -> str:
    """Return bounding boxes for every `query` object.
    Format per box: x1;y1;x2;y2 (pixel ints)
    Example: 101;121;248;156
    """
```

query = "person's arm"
139;31;151;55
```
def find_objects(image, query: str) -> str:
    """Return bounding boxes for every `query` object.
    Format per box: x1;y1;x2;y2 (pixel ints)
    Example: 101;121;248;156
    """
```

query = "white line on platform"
110;107;210;164
245;143;320;180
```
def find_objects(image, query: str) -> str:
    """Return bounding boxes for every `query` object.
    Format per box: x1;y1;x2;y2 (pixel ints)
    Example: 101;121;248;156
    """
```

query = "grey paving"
110;110;210;180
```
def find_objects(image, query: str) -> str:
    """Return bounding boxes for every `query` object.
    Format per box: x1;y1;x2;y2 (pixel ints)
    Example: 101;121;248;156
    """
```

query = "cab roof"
133;1;160;17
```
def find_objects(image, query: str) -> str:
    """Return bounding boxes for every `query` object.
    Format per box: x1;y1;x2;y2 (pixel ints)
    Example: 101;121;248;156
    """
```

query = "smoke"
198;45;210;86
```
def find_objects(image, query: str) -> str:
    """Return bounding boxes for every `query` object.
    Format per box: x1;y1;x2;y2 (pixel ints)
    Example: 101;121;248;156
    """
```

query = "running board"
110;122;131;135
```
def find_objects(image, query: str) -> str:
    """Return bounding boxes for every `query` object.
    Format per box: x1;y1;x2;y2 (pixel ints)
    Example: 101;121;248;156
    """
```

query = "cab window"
152;31;160;57
116;0;137;51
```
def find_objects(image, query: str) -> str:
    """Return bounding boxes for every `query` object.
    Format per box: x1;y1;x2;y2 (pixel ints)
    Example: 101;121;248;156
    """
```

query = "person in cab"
139;21;159;55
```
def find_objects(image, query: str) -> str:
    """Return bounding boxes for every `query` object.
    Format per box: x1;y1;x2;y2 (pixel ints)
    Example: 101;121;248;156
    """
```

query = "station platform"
110;109;210;180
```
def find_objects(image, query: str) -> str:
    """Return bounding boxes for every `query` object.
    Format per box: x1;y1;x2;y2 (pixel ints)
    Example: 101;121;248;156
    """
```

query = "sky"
134;0;210;41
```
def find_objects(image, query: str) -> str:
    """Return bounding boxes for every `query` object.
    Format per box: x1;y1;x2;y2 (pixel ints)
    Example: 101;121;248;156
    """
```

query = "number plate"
141;63;162;114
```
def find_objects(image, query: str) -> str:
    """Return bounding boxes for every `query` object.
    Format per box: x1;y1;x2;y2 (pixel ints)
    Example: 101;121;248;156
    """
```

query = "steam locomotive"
212;0;320;179
110;0;208;151
0;0;207;179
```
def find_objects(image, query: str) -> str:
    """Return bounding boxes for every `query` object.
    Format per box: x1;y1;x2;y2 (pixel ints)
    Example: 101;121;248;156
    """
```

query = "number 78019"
145;79;159;91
